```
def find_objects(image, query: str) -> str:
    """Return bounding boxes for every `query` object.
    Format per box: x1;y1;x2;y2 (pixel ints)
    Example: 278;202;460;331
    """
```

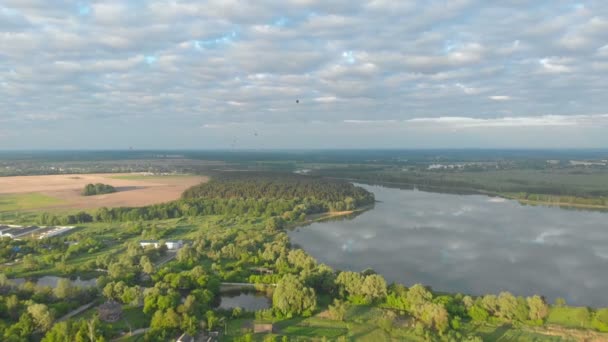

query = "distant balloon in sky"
296;99;299;104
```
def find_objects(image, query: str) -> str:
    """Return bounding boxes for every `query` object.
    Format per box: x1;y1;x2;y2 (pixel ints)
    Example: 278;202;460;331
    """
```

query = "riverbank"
324;176;608;211
499;193;608;211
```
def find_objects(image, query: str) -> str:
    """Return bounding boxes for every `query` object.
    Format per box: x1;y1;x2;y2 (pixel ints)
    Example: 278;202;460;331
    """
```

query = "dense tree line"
82;183;116;196
182;172;375;207
313;167;608;198
38;173;374;226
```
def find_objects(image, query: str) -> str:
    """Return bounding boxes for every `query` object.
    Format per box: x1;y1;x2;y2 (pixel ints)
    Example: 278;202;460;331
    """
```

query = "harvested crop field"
0;173;207;212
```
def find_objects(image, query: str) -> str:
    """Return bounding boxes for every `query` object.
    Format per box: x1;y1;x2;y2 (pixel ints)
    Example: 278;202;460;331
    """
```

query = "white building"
139;240;184;250
139;240;161;249
165;240;184;251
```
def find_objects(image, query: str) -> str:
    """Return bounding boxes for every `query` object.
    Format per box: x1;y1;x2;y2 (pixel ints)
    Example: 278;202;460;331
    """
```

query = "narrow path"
57;301;96;322
111;328;150;342
155;252;176;266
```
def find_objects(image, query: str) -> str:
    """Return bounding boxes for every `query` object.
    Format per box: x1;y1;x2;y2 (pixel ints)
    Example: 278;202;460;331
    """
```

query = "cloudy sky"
1;0;607;149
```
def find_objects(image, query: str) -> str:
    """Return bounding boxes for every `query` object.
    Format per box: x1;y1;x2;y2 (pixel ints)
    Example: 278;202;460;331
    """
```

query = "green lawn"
546;307;593;329
465;323;573;342
0;193;65;212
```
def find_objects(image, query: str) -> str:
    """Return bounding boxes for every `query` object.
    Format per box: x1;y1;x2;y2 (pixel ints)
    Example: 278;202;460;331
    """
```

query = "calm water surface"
11;276;97;288
289;184;608;306
219;291;271;311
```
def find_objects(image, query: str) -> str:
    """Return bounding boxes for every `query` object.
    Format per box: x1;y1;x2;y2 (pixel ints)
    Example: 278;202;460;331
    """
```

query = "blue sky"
1;0;607;149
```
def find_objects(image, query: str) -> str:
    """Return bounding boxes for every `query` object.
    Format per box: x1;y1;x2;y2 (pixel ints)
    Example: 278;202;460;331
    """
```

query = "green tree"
22;254;39;271
335;271;363;298
527;295;549;321
497;292;518;322
468;305;489;322
407;284;433;315
140;255;155;274
54;278;74;299
4;313;35;339
554;297;567;307
273;274;317;317
27;303;54;332
205;310;219;331
360;274;387;302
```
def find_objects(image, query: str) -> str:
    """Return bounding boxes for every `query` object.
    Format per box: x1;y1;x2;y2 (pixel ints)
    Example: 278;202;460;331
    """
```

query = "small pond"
11;276;97;288
219;291;271;311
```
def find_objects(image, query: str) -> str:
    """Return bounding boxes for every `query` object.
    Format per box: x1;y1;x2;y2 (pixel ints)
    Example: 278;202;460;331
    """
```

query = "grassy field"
0;193;65;213
0;173;206;212
218;304;591;342
546;307;593;329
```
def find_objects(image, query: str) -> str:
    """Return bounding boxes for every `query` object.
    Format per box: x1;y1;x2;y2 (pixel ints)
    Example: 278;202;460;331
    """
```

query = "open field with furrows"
0;173;207;212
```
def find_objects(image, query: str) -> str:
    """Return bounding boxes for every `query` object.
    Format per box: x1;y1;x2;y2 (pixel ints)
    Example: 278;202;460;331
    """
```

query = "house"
37;226;74;239
0;224;73;240
139;240;161;249
0;226;41;239
165;240;184;251
139;240;184;250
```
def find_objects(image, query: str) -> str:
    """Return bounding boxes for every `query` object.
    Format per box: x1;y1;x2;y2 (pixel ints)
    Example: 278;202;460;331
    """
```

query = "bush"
592;308;608;332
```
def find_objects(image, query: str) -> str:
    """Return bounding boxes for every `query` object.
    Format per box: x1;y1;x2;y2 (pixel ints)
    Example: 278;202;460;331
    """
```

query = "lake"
219;291;271;311
289;184;608;307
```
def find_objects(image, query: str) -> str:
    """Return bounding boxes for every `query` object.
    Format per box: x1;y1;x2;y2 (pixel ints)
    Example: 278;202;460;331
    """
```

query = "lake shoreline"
289;183;608;307
324;176;608;211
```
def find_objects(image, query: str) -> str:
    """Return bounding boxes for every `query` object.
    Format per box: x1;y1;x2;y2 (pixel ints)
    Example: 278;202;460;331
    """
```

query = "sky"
1;0;607;149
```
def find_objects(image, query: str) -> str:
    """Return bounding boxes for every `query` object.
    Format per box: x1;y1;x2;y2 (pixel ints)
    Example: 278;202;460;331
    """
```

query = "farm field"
0;173;207;212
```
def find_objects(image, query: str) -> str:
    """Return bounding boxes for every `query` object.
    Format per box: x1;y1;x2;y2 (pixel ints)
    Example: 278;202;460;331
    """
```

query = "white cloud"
1;1;608;148
406;114;608;129
456;83;484;95
488;95;512;101
314;96;338;103
539;58;572;73
343;119;397;124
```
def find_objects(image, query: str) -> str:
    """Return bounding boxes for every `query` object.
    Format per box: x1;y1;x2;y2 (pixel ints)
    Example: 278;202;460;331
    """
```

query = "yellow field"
0;173;207;212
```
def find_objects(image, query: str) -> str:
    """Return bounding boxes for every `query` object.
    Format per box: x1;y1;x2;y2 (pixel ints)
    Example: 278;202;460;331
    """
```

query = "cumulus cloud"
0;0;607;148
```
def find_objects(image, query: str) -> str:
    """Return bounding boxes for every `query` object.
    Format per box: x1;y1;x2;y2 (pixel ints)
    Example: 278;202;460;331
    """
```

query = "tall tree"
273;274;317;317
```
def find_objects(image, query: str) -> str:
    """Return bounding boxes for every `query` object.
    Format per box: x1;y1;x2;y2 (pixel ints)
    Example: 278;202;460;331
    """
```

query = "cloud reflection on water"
289;184;608;306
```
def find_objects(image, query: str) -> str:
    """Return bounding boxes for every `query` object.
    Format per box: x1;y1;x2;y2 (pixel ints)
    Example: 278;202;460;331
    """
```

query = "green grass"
547;307;593;329
469;323;578;341
280;325;347;338
0;193;65;212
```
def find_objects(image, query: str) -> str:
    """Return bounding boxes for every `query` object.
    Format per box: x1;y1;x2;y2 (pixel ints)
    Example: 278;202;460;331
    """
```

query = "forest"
38;173;375;226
